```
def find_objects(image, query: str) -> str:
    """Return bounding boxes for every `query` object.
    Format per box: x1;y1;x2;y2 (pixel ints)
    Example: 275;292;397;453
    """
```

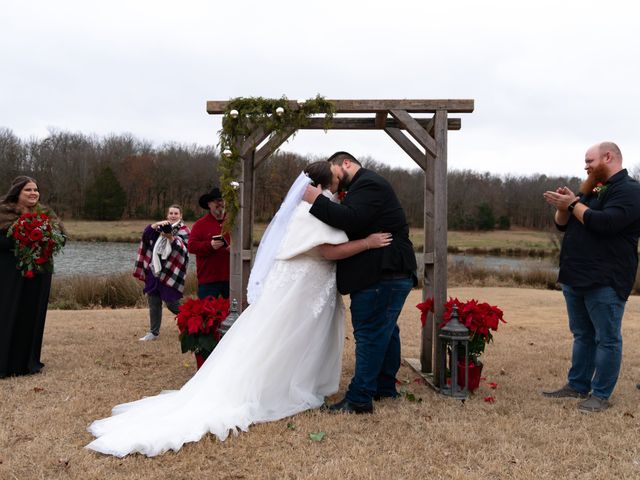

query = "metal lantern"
219;298;240;336
438;304;471;399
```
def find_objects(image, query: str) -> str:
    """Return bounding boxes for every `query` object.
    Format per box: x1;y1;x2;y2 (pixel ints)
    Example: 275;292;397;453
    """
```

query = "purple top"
142;225;182;302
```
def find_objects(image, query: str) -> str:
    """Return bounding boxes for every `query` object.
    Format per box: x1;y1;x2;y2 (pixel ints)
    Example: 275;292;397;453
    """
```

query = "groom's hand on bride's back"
303;184;322;204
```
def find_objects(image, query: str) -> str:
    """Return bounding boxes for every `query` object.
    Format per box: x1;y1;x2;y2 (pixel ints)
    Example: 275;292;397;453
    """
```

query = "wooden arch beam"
389;109;437;157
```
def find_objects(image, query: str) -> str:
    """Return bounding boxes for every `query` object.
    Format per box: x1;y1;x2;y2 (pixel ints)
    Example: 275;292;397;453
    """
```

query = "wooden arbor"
206;99;474;385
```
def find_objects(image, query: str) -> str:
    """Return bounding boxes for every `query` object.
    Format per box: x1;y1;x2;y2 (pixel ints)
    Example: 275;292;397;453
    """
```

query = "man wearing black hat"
187;187;231;299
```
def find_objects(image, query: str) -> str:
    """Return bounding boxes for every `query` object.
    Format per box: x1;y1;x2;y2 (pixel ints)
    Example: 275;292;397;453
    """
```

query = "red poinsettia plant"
7;210;65;278
175;296;230;357
417;297;506;363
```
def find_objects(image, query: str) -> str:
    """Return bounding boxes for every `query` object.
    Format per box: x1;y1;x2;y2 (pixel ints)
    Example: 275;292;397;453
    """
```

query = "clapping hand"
543;186;578;211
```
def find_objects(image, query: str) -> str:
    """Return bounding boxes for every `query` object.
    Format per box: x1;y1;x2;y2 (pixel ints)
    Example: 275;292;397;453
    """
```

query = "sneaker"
542;384;588;399
139;332;158;341
578;395;610;413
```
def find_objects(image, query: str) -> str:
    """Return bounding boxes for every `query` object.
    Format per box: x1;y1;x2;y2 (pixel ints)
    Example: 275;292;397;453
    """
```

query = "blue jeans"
197;282;229;300
345;277;413;405
562;285;625;399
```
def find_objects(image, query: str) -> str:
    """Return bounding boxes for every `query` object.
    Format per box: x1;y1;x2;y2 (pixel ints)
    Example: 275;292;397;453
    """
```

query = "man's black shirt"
557;169;640;300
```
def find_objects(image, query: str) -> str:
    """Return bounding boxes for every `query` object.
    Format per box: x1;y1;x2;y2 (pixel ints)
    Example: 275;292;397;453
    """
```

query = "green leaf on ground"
309;432;325;442
287;422;296;430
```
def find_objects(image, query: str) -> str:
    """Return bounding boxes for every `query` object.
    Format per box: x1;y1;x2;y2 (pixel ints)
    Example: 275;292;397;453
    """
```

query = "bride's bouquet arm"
319;232;391;260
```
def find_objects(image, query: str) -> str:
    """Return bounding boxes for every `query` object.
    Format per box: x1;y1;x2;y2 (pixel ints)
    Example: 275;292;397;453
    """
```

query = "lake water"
54;241;557;277
449;253;557;272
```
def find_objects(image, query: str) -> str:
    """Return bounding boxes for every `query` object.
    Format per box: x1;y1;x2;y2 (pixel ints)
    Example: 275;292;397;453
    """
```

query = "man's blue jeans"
562;285;625;400
197;282;229;300
345;277;413;405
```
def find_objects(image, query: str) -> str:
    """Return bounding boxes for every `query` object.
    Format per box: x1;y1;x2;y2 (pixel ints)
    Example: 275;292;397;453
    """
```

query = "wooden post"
229;151;255;312
241;152;255;311
432;109;448;386
421;140;435;373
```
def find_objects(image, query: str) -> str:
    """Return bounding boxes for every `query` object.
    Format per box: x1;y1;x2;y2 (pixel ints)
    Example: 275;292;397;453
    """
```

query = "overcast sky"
2;0;639;177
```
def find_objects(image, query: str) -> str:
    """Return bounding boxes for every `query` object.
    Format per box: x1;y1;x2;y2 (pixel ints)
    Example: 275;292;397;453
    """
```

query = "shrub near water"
49;272;198;309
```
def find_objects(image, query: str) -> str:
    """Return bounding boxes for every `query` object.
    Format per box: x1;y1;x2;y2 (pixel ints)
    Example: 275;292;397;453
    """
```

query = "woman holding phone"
133;204;190;341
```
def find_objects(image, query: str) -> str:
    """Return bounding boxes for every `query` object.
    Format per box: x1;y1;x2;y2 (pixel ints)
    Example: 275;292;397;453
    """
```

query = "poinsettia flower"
175;296;231;356
416;299;434;327
420;296;506;364
187;315;203;334
24;270;35;278
488;382;498;389
484;396;495;403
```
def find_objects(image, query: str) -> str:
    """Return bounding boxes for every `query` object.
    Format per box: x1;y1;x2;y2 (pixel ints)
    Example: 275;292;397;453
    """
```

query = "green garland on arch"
218;95;335;232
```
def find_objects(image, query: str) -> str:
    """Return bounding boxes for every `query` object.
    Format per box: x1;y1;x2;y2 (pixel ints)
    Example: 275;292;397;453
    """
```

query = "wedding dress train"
86;200;348;457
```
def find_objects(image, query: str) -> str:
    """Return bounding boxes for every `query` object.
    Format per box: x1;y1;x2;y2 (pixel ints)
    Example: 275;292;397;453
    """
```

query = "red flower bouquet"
7;210;65;277
416;297;506;363
175;296;230;358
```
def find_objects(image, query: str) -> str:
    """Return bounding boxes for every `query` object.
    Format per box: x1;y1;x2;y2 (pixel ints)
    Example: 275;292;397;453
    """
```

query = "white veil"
247;172;312;304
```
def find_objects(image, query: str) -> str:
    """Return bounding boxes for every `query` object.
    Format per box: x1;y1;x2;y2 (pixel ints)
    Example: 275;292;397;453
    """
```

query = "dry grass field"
2;287;639;480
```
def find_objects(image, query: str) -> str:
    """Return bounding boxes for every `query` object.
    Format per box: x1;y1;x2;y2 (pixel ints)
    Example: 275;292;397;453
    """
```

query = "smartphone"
212;235;228;247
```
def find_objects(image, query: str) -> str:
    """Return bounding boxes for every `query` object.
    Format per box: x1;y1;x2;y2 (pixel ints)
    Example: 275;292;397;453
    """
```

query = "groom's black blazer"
309;168;417;294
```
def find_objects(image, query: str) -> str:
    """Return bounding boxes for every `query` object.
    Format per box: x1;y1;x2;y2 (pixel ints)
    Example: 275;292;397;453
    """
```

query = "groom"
303;152;417;413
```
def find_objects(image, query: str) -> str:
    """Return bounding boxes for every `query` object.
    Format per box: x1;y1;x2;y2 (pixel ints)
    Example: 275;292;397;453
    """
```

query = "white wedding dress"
86;199;348;457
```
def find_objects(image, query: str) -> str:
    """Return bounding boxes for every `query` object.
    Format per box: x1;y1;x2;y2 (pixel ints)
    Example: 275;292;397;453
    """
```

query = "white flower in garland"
275;107;284;116
229;109;239;119
223;149;233;158
230;181;240;190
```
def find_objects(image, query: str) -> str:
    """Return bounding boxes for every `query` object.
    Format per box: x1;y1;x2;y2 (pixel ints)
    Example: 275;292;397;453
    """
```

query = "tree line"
1;128;594;230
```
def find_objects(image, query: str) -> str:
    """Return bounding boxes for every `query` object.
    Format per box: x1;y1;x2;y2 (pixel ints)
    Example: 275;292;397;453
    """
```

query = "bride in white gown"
86;162;391;457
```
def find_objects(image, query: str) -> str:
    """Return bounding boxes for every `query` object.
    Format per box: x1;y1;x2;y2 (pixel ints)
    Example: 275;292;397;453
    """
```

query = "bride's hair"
304;161;332;188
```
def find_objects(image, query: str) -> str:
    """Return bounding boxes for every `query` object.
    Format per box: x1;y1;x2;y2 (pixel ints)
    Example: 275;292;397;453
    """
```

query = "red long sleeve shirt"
187;213;231;285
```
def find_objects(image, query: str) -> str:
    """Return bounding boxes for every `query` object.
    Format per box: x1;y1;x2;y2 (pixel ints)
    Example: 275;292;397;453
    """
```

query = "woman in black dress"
0;176;65;378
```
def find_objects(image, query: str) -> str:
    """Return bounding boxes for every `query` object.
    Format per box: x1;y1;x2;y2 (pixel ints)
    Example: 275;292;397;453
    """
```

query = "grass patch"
64;220;557;255
410;227;558;256
2;288;639;479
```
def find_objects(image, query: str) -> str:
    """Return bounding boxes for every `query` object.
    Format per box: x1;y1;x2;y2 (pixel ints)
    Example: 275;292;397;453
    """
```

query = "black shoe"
327;398;373;414
373;392;399;401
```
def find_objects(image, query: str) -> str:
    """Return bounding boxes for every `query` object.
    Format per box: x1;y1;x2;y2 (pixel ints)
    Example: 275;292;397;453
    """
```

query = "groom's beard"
338;166;351;191
579;163;608;195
